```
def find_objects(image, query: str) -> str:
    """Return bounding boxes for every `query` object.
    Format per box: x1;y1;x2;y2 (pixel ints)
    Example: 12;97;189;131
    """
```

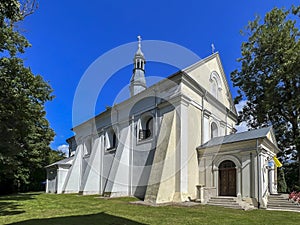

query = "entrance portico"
197;127;279;208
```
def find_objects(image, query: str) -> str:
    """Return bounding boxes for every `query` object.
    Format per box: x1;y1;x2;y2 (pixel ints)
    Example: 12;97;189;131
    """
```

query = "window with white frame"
211;122;218;139
106;128;117;151
210;71;222;99
138;115;154;141
84;138;92;155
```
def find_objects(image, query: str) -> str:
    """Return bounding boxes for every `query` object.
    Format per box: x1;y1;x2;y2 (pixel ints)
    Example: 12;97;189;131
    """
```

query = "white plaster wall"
110;126;131;197
241;153;251;198
185;55;231;110
63;144;83;193
187;105;201;198
81;137;101;194
57;167;69;194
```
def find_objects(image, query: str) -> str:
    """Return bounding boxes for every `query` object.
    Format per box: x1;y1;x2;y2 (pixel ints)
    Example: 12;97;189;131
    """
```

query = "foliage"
1;193;300;225
277;168;287;193
231;6;300;185
284;162;300;192
48;149;66;165
0;0;55;194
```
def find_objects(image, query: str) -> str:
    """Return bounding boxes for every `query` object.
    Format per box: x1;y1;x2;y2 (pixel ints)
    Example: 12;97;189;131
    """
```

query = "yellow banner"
273;156;282;168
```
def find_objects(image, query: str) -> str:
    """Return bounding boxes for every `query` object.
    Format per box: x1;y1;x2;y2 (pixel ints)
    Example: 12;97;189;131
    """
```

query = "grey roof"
198;127;272;149
45;156;74;168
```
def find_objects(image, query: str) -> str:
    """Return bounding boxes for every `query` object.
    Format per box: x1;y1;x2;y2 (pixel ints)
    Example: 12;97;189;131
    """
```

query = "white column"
99;132;104;194
46;176;49;193
203;110;211;144
269;168;277;194
213;166;218;194
236;166;242;199
179;103;189;194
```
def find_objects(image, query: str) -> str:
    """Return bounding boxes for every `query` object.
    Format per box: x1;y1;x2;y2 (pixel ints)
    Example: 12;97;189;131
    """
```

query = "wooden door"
219;160;236;196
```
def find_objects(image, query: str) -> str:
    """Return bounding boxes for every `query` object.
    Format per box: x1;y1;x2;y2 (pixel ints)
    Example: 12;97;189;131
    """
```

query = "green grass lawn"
0;193;300;225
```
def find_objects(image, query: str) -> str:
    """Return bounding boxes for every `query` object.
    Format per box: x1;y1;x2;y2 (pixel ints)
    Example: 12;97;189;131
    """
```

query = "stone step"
268;203;300;208
209;199;236;202
268;195;300;212
208;202;240;206
210;197;235;200
208;203;241;209
208;201;237;205
268;198;289;200
269;195;287;199
207;202;240;206
268;202;297;206
267;206;300;212
206;197;243;210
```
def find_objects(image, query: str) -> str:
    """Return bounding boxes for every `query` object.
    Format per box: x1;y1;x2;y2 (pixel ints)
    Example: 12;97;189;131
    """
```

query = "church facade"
46;38;280;208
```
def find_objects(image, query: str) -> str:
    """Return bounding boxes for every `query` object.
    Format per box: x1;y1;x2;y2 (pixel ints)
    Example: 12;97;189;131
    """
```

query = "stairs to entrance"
207;197;243;209
267;194;300;212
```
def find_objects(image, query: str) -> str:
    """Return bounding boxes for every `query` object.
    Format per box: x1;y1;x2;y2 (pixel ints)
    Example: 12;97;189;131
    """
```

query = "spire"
130;35;147;97
138;35;141;49
135;35;144;57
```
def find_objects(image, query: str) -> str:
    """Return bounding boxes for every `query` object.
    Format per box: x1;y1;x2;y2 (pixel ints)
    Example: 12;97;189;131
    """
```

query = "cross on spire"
211;43;215;54
137;35;142;49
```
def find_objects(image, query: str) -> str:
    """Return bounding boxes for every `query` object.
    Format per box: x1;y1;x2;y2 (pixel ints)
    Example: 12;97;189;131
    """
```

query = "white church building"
46;38;280;208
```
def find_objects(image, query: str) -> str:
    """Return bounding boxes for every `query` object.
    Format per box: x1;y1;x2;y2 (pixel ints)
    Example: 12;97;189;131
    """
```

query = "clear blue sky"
21;0;298;150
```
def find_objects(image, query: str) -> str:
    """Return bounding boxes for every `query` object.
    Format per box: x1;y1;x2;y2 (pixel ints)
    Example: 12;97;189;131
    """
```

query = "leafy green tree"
0;0;55;194
231;6;300;186
277;168;287;193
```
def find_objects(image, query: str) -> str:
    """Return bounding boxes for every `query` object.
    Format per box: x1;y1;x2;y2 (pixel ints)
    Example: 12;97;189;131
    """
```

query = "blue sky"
21;0;298;150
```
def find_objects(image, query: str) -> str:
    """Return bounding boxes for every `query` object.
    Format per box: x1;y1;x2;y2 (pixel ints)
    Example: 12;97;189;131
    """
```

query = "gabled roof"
45;156;74;168
197;127;274;149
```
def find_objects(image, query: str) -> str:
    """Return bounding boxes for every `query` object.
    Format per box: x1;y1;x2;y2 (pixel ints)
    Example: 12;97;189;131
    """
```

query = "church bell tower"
130;35;146;97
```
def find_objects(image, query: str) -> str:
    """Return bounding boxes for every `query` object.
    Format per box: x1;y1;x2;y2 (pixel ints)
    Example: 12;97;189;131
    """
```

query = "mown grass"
0;192;300;225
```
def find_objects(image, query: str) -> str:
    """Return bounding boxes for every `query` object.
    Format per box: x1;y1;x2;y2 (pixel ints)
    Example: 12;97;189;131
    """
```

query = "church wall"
109;125;131;197
144;110;177;203
241;153;252;198
181;83;202;106
63;144;83;193
101;149;115;193
46;168;57;193
57;166;69;194
187;104;201;199
186;56;231;110
80;136;101;195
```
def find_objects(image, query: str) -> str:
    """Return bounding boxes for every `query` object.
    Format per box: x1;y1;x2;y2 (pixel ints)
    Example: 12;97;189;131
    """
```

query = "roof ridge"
198;126;273;149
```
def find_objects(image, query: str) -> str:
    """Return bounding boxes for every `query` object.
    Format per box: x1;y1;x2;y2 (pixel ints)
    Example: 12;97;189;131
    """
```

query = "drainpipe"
256;139;260;209
130;115;134;196
201;91;207;145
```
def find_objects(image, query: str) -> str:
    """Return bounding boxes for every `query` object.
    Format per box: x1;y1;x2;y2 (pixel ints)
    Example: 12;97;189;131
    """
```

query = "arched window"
211;122;218;139
139;115;154;140
210;71;222;99
211;78;218;98
141;61;143;69
106;128;117;151
86;138;92;155
145;117;153;138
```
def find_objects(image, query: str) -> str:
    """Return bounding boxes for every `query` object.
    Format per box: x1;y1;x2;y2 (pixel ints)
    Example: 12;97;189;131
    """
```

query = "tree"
231;6;300;186
0;0;55;194
277;168;287;193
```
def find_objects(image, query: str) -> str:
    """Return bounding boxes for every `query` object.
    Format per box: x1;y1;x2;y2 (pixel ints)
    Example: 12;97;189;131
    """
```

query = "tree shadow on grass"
0;193;40;201
7;212;147;225
0;193;40;216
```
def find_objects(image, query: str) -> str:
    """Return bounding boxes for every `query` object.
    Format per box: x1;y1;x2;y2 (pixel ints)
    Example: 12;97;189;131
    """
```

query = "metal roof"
45;156;74;168
197;127;272;149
